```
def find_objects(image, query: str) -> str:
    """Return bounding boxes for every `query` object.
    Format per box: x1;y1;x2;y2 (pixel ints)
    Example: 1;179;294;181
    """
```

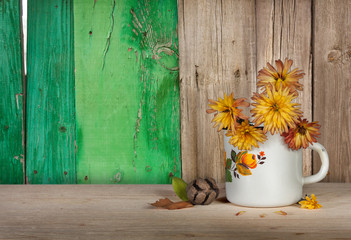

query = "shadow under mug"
224;132;329;207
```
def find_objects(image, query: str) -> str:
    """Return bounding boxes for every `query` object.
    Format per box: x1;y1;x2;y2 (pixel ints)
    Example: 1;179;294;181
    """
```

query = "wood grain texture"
26;0;76;183
256;0;313;176
0;0;25;183
178;0;256;183
74;0;180;184
0;183;351;239
313;0;351;182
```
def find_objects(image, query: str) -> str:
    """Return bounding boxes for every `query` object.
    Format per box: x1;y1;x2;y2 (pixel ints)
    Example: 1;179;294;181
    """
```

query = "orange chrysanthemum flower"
226;121;267;150
282;118;321;150
298;194;322;209
257;58;304;93
206;93;249;132
251;85;303;135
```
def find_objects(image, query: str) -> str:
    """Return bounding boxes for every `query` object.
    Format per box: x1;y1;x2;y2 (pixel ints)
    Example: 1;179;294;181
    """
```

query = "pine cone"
186;177;219;205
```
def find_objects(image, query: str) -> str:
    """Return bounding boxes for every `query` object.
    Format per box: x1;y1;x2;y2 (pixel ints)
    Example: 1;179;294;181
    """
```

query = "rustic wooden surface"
0;0;25;183
178;0;316;183
178;0;257;183
0;183;350;239
26;0;76;183
74;0;180;183
256;0;313;176
313;0;351;182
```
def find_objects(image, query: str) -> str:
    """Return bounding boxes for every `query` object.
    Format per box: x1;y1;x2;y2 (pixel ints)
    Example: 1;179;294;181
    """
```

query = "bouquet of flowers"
207;58;321;151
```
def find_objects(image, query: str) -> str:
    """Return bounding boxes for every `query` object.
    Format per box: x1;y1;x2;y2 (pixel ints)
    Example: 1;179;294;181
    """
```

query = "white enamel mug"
224;132;329;207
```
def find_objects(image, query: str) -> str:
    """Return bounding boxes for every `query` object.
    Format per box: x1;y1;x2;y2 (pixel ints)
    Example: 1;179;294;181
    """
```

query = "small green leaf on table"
172;177;189;201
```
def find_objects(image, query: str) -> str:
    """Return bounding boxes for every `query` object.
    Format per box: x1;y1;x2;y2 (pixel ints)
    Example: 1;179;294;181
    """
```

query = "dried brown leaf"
150;198;193;210
166;201;193;210
151;198;173;208
274;210;287;216
235;211;246;216
259;214;267;218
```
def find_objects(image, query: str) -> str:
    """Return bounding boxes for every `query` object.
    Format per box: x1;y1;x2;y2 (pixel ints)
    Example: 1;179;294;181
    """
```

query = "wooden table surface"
0;183;350;239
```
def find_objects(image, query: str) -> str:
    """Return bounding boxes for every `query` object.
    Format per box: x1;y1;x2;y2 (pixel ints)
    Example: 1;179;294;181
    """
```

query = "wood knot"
60;126;67;132
327;50;341;63
234;69;240;78
345;49;351;62
113;171;123;183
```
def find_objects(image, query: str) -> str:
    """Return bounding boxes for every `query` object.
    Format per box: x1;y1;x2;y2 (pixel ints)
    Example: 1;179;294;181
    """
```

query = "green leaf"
226;158;232;169
225;169;232;182
172;177;189;201
231;150;236;161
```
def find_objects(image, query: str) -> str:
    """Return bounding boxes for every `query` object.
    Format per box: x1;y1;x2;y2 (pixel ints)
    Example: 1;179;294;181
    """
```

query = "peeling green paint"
0;0;25;184
74;0;180;184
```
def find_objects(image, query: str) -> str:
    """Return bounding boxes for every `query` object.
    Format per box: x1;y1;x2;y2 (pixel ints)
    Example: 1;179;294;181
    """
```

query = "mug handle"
303;142;329;185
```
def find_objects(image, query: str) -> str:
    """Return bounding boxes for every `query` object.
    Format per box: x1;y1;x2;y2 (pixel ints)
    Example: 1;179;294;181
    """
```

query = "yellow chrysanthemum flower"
207;93;249;132
298;194;322;209
282;118;321;150
251;85;302;134
226;121;267;150
257;58;304;93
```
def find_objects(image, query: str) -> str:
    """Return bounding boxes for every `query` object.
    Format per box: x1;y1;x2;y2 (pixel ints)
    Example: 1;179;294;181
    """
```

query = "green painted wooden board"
26;0;76;184
0;0;25;184
74;0;180;183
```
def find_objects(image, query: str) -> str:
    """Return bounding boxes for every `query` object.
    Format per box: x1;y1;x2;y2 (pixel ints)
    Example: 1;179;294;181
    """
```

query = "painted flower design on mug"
225;150;267;181
235;151;257;176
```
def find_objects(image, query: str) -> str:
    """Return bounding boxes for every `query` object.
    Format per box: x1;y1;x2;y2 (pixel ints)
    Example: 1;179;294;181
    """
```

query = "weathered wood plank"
0;0;25;184
74;0;180;183
256;0;313;176
0;183;351;239
178;0;256;183
26;0;76;183
313;0;351;182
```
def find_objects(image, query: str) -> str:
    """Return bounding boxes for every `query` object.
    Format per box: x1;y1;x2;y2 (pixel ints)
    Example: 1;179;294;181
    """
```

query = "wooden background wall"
73;0;180;184
0;0;350;184
2;0;180;184
0;0;25;184
179;0;351;183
